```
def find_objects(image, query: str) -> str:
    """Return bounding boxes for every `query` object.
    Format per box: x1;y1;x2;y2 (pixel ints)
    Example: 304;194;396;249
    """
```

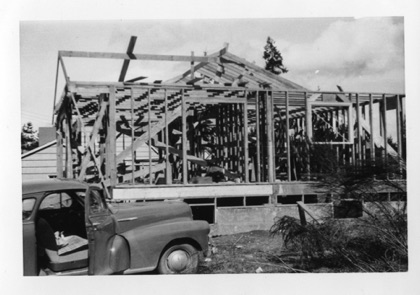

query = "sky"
20;17;405;129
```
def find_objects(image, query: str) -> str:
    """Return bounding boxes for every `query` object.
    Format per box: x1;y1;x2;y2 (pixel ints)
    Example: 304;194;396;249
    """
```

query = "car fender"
121;219;209;270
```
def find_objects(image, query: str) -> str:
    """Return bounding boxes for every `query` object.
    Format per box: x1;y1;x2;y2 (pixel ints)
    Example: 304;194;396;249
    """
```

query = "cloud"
281;17;404;92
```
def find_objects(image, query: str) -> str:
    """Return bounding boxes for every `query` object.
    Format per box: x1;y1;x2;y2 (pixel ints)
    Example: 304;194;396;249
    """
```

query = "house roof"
166;51;308;91
21;140;57;159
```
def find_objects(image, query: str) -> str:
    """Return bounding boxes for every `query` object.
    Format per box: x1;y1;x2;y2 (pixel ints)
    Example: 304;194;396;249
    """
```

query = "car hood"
109;201;193;233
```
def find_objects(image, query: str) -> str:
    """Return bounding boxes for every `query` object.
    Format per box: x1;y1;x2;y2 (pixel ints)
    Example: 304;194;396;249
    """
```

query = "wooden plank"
190;51;195;79
185;96;244;104
130;88;135;184
108;86;117;187
52;56;60;124
286;91;291;181
58;55;70;83
255;91;261;182
118;36;137;82
59;50;220;63
356;93;361;164
153;140;207;166
22;167;58;174
120;162;166;183
56;131;63;178
369;94;375;161
113;184;274;200
148;89;152;185
244;92;249;183
297;201;319;224
305;92;312;141
164;89;172;185
396;95;402;157
382;94;388;165
22;160;58;168
266;91;274;183
182;89;188;184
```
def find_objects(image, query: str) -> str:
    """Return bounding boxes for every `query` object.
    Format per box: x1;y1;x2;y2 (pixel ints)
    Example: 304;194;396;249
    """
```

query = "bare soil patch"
198;230;305;274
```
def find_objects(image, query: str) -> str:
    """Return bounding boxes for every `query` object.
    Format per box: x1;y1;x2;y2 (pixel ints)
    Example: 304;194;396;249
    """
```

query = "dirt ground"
198;230;305;274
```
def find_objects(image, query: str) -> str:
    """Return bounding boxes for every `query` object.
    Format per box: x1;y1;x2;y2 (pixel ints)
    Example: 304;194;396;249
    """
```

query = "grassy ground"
198;230;308;274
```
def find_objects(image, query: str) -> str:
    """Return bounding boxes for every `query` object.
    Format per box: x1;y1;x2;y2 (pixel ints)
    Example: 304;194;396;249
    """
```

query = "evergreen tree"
21;122;39;153
263;36;288;75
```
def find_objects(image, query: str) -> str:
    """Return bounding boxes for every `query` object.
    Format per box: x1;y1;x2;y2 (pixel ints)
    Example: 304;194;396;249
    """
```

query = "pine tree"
263;37;288;75
21;122;39;153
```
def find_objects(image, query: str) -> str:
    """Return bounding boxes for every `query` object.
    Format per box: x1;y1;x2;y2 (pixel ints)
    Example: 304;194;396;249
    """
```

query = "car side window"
22;198;36;220
89;190;107;214
40;192;73;210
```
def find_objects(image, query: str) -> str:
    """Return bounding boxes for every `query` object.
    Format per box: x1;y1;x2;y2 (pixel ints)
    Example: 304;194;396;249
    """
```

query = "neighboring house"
21;127;159;181
21;139;60;181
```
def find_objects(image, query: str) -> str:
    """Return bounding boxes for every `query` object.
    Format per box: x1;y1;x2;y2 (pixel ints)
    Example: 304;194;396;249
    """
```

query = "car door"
22;196;38;276
85;187;118;275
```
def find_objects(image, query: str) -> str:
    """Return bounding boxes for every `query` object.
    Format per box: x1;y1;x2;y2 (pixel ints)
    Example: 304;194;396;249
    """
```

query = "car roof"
22;179;89;195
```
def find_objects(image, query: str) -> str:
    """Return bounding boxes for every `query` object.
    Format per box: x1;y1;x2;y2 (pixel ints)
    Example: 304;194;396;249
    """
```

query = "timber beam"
59;50;221;63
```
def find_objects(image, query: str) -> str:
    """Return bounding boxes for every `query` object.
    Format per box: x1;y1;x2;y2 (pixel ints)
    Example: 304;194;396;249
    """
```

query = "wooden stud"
255;91;261;182
148;89;152;185
164;89;172;184
130;89;135;184
305;92;312;141
382;94;388;166
356;93;361;165
52;56;60;125
118;36;137;82
396;95;402;157
190;51;195;80
244;92;249;183
108;86;117;187
58;55;70;84
286;91;291;181
369;94;375;163
266;91;274;183
56;128;63;178
182;89;188;184
65;116;73;178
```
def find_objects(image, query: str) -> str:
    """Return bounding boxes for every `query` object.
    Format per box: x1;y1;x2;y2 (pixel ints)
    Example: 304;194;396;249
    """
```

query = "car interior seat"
36;218;88;272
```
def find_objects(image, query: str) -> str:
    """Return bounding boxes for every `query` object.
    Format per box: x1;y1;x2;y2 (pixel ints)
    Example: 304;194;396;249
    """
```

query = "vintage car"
22;179;210;276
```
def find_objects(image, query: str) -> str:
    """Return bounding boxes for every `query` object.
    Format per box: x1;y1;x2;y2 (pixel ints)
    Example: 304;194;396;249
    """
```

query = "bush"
270;152;407;272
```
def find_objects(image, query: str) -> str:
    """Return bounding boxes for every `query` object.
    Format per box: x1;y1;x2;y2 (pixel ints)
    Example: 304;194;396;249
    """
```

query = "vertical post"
255;91;261;182
369;94;375;161
164;89;172;184
396;95;402;157
56;128;63;178
286;91;291;181
190;51;195;80
304;92;311;176
266;91;274;183
52;56;60;125
182;89;188;184
382;94;388;166
65;117;73;178
243;91;249;183
108;86;117;187
356;93;361;165
148;89;152;185
130;88;135;184
305;92;312;141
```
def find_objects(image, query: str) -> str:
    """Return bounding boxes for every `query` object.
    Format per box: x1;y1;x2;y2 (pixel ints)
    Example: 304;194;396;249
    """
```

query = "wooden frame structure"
53;40;406;200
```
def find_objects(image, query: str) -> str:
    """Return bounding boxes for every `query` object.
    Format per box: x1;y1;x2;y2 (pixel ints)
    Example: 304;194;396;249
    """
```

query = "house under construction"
53;38;406;233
